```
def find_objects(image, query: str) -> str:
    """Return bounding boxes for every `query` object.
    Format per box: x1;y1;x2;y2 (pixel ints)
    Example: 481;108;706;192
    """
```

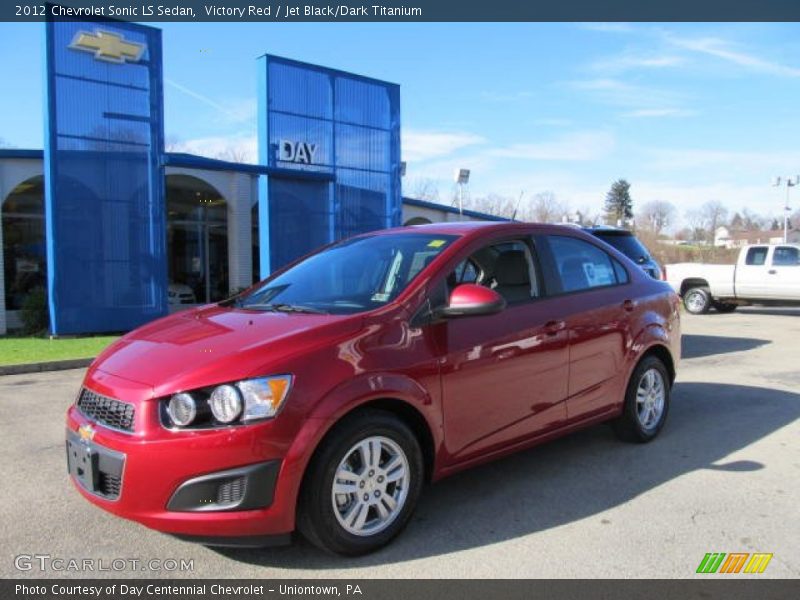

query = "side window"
451;259;481;285
612;258;630;284
772;246;800;267
445;239;540;304
745;246;768;266
547;236;622;293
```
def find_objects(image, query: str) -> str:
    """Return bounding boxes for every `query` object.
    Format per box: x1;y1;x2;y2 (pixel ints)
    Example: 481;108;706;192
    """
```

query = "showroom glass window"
2;176;46;310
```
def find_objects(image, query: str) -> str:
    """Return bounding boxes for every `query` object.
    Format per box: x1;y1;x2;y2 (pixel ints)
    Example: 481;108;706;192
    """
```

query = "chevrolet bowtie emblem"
78;423;96;443
69;30;145;64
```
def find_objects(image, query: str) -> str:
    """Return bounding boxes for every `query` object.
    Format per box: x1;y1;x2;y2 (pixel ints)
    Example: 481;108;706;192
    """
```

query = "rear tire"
683;286;711;314
297;409;423;556
713;301;737;313
612;355;671;443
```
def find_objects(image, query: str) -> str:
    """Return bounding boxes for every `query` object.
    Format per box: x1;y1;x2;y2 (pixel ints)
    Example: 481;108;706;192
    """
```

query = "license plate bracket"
66;439;99;492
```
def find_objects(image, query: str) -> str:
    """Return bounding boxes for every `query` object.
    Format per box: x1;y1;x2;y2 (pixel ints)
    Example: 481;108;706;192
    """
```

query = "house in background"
714;225;800;249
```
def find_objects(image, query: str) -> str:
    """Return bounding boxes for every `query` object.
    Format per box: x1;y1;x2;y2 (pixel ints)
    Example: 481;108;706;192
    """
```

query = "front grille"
98;472;122;499
77;388;135;432
216;477;246;505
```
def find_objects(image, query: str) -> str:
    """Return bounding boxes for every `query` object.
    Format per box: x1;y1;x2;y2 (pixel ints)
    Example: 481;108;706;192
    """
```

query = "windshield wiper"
242;302;329;315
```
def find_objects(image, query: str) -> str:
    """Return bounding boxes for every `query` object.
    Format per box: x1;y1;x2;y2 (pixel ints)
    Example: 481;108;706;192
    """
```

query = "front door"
436;237;569;463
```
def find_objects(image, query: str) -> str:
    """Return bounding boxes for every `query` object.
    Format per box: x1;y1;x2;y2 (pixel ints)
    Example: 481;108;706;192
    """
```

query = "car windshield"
234;233;457;315
594;232;651;263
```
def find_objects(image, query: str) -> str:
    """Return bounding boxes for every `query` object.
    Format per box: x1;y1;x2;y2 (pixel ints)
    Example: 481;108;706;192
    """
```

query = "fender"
268;371;444;530
621;316;676;407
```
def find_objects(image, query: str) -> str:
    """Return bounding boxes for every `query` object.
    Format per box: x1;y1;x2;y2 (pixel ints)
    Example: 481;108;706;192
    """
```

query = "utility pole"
773;176;799;243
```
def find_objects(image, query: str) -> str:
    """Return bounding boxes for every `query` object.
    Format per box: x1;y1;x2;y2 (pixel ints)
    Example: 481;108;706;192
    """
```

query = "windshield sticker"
427;239;447;248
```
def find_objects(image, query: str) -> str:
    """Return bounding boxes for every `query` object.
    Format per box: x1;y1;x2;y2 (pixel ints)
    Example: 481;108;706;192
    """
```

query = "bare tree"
216;146;254;163
525;191;566;223
699;200;729;239
465;194;516;219
405;178;440;202
740;208;765;231
684;209;708;242
637;200;676;235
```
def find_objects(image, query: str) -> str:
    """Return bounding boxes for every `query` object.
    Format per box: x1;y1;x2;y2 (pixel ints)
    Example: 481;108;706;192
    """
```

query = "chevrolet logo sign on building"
69;30;145;64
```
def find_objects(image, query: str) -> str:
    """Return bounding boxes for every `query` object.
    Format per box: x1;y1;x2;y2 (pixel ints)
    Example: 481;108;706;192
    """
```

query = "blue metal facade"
257;55;401;275
44;20;166;334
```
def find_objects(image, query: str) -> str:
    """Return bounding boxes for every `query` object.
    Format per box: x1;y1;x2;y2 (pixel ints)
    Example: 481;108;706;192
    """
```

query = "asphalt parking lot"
2;308;799;579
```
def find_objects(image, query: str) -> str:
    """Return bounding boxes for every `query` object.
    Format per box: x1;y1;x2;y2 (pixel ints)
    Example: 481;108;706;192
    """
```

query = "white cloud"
591;54;685;73
479;90;537;102
645;147;800;173
402;130;486;162
578;23;635;34
622;108;697;118
169;134;258;163
490;131;616;161
165;79;257;124
665;35;800;78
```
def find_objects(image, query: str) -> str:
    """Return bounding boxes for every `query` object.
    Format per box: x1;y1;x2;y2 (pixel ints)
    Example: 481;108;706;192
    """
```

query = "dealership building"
0;20;500;335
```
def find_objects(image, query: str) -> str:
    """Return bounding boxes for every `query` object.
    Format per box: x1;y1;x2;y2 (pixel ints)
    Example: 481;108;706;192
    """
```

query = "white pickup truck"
665;243;800;314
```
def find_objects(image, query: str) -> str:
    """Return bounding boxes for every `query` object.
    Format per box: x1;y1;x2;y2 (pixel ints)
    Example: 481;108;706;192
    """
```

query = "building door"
166;175;229;307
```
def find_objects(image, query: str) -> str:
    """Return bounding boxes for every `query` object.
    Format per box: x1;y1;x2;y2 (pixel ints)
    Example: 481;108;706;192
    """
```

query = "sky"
1;21;800;228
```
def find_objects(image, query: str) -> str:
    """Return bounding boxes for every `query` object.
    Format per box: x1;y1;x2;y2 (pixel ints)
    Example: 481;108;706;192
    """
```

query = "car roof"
377;220;586;238
584;226;634;236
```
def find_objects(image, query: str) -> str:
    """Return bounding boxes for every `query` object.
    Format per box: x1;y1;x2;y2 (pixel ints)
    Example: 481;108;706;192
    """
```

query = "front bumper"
65;378;303;540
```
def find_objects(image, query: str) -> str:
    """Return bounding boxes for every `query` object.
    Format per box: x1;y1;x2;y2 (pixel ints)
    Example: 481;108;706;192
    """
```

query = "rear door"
538;234;634;422
766;246;800;300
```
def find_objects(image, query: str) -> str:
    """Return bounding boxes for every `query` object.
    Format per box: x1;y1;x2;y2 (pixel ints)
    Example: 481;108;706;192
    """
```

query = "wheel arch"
640;343;676;385
679;278;710;297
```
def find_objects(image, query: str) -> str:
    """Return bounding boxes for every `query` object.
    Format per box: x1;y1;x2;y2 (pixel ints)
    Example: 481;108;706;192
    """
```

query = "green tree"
604;179;633;227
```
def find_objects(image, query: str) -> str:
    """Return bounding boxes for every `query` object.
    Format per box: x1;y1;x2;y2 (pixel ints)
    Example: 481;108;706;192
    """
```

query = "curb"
0;358;94;376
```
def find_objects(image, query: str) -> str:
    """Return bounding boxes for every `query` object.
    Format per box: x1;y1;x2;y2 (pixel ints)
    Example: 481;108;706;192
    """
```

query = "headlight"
237;375;293;421
167;393;196;426
209;384;243;423
162;375;292;429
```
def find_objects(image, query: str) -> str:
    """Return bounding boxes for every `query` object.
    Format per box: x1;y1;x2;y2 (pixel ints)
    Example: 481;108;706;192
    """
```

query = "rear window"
591;231;651;262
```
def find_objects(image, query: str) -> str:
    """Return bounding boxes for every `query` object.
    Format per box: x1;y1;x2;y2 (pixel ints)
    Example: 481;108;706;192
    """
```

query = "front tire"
612;356;671;443
683;286;711;314
297;410;423;556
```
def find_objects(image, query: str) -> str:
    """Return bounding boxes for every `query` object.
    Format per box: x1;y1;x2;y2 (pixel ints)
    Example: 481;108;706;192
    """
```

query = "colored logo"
69;30;145;64
78;423;96;443
696;552;773;574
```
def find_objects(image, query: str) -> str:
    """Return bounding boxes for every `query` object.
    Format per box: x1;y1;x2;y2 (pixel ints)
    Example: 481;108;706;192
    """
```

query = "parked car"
167;282;196;305
665;243;800;314
66;222;681;555
585;226;662;280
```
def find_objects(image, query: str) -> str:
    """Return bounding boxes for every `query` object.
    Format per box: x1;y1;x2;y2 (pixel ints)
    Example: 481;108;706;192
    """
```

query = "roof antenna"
511;190;525;221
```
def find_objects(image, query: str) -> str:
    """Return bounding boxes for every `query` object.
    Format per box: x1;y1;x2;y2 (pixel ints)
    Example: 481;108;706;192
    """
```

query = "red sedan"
66;222;680;555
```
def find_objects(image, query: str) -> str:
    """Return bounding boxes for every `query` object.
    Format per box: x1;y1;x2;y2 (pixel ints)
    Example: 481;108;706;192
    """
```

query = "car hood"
91;305;360;395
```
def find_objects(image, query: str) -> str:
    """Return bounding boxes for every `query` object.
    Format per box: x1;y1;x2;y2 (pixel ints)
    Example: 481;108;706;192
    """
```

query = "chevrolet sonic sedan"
66;222;681;555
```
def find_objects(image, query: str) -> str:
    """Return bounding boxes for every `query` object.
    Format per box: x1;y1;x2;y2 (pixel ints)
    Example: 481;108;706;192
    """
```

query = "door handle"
622;299;636;312
544;320;566;335
768;269;777;275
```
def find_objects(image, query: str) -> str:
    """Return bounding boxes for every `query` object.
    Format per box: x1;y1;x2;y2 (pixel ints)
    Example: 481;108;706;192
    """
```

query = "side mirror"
438;284;506;318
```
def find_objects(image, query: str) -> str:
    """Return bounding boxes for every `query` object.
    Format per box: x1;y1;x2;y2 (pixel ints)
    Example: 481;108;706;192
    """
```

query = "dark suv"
585;227;662;280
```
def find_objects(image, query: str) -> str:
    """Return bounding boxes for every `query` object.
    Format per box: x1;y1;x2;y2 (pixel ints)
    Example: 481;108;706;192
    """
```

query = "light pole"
454;169;470;218
772;176;799;243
